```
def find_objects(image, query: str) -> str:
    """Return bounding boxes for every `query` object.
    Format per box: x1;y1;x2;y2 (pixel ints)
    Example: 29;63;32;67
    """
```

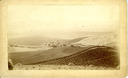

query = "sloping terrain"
9;46;91;65
32;46;119;68
72;33;118;46
9;37;68;45
67;37;86;43
8;33;119;69
8;36;86;46
9;33;117;46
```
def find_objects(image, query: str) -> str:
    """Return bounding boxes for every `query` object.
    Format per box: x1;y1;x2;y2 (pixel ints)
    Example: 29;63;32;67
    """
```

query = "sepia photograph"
8;5;120;70
0;0;127;77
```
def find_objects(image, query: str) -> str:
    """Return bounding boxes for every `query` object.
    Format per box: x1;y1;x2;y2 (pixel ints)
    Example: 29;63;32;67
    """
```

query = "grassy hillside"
33;46;119;68
8;32;119;70
9;46;91;65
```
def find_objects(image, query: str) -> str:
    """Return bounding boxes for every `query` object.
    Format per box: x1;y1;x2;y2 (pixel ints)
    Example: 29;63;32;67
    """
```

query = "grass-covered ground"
13;65;119;70
34;46;119;68
9;46;119;70
9;46;92;65
8;33;119;70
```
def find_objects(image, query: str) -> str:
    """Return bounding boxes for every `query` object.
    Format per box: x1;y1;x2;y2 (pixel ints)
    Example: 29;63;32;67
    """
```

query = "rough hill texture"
9;47;90;65
73;33;118;46
9;33;119;69
31;46;119;68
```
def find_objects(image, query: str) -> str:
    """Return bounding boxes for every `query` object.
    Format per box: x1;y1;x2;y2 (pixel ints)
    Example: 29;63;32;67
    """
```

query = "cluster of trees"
47;43;67;48
43;42;83;48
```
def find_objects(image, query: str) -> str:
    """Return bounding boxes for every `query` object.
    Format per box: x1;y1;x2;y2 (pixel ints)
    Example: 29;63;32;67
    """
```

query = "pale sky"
7;5;120;39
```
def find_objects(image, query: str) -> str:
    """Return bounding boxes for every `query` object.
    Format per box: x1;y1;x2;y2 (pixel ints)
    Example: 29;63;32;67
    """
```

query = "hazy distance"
7;5;120;39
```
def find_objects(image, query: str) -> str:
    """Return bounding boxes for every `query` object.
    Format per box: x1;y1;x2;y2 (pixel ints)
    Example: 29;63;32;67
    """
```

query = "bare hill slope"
72;33;118;46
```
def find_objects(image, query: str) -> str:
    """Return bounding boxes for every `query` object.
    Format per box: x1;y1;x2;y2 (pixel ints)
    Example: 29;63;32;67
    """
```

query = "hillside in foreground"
8;32;119;70
31;46;119;68
12;46;119;70
9;46;91;65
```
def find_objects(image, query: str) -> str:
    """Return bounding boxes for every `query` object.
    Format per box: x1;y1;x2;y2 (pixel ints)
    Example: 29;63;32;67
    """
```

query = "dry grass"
13;65;119;70
9;46;90;65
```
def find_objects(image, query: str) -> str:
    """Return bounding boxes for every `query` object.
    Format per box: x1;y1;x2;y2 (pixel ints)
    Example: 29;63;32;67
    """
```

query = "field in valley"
8;33;120;70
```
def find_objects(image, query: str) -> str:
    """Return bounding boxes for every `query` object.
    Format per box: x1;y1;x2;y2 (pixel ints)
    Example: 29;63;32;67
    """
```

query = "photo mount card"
0;0;127;77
